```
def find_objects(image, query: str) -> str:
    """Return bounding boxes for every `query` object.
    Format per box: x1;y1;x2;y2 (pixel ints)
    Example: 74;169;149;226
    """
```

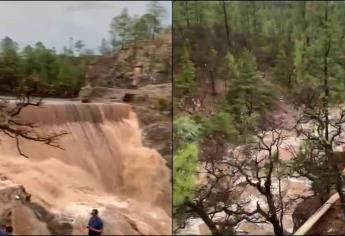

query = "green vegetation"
225;49;276;122
174;48;196;94
0;37;94;97
152;97;169;111
173;116;202;207
173;143;198;206
109;1;168;49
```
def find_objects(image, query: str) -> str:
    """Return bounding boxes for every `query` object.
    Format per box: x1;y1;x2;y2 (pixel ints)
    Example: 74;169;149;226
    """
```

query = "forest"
0;1;168;97
173;1;345;235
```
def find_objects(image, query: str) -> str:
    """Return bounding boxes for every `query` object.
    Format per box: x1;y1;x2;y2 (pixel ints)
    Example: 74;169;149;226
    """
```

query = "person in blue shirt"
87;209;103;236
0;225;7;236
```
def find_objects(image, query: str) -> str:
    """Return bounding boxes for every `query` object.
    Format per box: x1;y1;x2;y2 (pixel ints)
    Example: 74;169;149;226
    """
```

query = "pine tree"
22;45;37;76
74;40;85;56
173;116;202;207
98;38;111;55
110;8;133;47
203;111;238;142
175;48;196;94
140;13;157;40
226;50;275;121
0;37;22;90
147;1;166;39
173;143;198;206
273;48;295;88
131;14;151;42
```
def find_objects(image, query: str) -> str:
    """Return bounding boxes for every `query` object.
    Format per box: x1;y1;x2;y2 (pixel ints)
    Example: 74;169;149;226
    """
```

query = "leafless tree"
292;100;345;215
0;79;67;158
173;158;266;235
225;127;291;235
174;123;306;235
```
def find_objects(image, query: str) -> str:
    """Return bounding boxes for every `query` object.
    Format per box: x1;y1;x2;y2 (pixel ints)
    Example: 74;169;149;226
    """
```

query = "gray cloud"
64;2;117;12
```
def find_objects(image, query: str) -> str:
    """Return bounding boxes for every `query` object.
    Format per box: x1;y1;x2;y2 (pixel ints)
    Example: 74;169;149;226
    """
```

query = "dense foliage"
173;116;202;206
0;37;95;97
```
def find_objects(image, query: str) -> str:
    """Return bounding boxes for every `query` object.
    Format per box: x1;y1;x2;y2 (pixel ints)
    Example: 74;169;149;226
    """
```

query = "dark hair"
5;226;13;233
92;209;98;215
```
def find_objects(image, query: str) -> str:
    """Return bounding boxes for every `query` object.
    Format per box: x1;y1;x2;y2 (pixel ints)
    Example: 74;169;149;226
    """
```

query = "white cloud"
0;1;172;53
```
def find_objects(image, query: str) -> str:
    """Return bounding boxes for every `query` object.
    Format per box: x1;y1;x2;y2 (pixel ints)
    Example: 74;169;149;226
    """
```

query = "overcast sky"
0;1;172;54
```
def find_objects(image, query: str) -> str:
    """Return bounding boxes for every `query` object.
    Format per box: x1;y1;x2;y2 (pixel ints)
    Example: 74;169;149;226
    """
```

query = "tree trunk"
222;1;230;47
185;1;190;27
252;1;257;35
287;73;292;88
335;174;345;217
186;202;221;235
266;194;284;235
194;2;200;24
271;221;284;236
323;1;330;141
210;70;217;96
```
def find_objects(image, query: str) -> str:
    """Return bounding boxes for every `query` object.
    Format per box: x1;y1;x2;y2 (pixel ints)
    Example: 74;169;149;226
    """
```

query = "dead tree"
289;2;345;216
174;123;305;235
173;158;266;235
292;101;345;216
223;120;314;235
0;79;67;158
225;127;292;235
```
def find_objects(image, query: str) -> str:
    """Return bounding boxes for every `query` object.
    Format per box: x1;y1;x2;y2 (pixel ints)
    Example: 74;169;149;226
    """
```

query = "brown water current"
0;102;171;234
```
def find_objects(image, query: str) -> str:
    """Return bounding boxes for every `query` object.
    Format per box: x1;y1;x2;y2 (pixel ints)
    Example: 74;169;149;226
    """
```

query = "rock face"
292;197;323;233
86;33;172;88
142;122;172;169
0;180;171;235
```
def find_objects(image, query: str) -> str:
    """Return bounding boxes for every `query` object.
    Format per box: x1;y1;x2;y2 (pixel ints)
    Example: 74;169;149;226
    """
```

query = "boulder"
142;122;172;169
0;180;171;235
292;197;323;233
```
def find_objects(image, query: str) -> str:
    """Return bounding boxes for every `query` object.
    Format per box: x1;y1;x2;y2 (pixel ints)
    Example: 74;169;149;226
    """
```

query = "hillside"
86;32;172;88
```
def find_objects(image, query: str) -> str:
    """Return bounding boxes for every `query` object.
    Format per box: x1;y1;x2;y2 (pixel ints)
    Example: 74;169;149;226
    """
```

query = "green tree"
83;49;95;55
175;48;196;94
110;8;133;47
173;116;203;207
0;37;22;90
132;14;152;41
31;42;59;85
203;111;238;142
273;48;295;88
147;1;166;39
226;50;275;121
22;45;37;76
173;143;198;206
98;38;111;55
74;40;85;55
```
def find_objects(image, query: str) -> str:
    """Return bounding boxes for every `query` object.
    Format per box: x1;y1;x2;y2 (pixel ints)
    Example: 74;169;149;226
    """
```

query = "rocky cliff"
86;33;172;88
